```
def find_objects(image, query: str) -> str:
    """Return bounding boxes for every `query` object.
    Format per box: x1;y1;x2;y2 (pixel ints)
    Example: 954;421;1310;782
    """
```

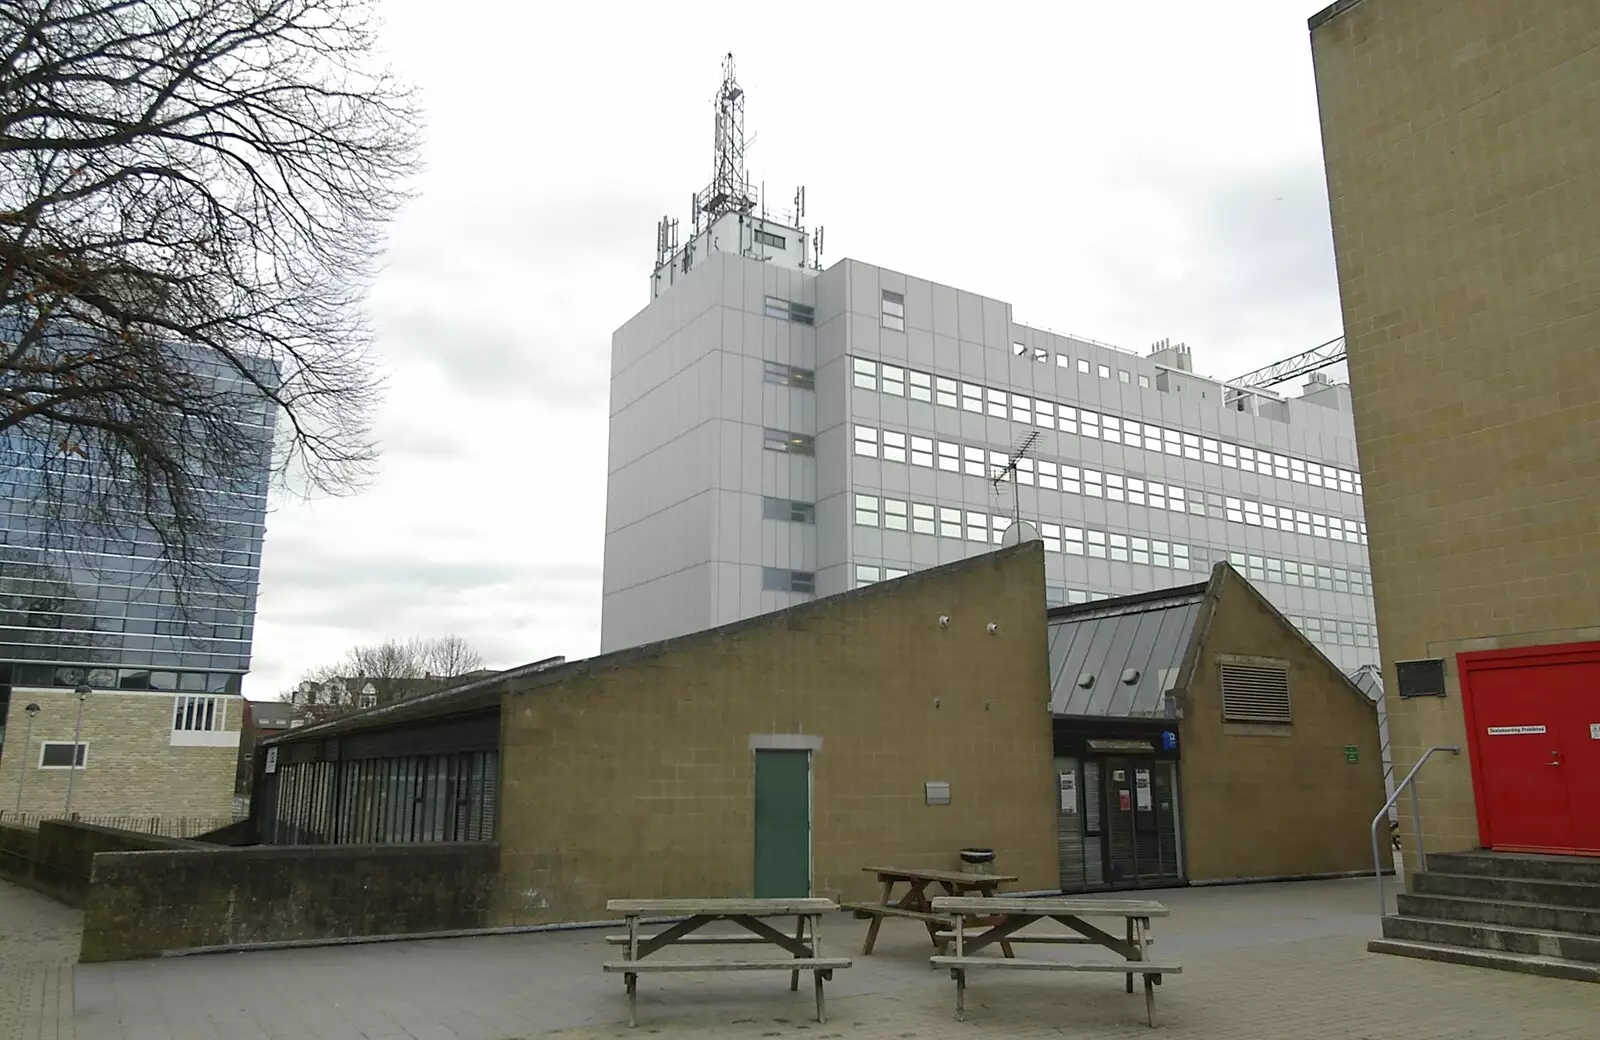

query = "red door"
1552;658;1600;855
1459;641;1600;856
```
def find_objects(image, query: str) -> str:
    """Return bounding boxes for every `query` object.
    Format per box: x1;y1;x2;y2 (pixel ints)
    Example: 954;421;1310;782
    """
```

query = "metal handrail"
1371;744;1460;916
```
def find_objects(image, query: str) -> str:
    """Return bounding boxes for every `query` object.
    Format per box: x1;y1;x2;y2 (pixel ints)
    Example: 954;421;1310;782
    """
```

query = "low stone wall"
0;820;201;905
81;842;498;962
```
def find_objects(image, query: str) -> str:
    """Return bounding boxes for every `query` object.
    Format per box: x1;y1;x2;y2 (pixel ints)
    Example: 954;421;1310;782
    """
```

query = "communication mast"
695;53;757;234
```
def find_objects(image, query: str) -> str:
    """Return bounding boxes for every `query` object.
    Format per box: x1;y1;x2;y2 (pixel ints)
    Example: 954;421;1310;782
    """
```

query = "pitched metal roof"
1347;663;1383;705
1047;581;1209;718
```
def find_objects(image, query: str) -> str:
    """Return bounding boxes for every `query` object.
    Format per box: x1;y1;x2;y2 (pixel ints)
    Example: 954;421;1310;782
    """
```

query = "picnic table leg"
1125;917;1136;994
626;913;639;1027
862;878;893;954
954;968;967;1021
790;915;805;991
812;908;825;1017
1135;917;1156;1027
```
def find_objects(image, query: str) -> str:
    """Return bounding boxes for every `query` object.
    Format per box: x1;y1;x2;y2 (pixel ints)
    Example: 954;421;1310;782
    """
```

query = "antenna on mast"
991;431;1042;541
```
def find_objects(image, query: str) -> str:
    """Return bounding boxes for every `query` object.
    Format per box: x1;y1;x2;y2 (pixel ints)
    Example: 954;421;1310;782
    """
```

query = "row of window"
4;663;243;693
1000;338;1154;388
761;567;815;594
764;428;815;455
764;360;815;389
849;355;1362;496
851;493;1194;570
762;496;816;524
763;296;815;326
174;694;229;732
849;492;1374;596
847;563;1379;650
851;422;1369;546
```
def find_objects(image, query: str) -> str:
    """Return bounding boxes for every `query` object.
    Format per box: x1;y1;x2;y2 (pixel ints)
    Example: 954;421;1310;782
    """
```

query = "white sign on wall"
264;746;278;774
1058;771;1077;813
1591;723;1600;740
1487;725;1546;735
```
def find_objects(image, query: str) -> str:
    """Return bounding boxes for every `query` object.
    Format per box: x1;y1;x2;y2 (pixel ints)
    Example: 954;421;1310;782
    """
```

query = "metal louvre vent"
1220;662;1292;723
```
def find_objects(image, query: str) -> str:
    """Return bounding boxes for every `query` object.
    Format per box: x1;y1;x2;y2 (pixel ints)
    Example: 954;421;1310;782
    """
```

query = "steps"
1370;850;1600;982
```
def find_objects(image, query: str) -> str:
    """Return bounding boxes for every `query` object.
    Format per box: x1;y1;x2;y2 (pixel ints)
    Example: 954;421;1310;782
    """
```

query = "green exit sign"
1344;745;1360;763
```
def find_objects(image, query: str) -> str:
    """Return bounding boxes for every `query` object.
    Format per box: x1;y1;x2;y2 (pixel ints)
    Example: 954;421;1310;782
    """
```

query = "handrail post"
1372;745;1460;917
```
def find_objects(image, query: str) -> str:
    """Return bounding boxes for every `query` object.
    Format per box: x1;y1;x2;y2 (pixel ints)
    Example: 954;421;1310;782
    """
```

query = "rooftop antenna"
696;53;756;234
812;226;825;270
991;430;1041;540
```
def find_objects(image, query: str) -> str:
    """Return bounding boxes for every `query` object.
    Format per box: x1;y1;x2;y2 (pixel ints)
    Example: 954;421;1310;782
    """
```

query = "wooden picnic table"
841;865;1020;955
928;896;1183;1027
602;898;851;1026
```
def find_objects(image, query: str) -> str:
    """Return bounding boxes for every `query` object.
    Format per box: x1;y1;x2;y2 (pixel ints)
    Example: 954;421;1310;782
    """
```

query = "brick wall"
1311;0;1600;860
1178;569;1388;881
493;543;1058;925
0;689;241;818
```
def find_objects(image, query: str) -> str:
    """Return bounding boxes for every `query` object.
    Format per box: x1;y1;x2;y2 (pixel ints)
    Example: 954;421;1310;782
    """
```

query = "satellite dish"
1000;520;1041;547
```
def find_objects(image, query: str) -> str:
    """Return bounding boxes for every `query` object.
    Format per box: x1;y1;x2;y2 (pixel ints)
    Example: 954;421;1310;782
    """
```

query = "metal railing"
1371;745;1460;916
0;811;244;838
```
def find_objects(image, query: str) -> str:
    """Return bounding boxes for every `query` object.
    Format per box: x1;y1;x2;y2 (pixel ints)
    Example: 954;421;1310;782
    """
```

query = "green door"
754;750;811;897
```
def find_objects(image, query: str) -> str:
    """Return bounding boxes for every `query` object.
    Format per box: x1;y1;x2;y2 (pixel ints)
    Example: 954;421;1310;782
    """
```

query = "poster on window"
1134;768;1152;811
1058;771;1077;813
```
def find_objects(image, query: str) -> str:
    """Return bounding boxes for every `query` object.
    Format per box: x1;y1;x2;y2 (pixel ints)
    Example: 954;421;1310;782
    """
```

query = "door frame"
749;734;820;897
1457;640;1600;851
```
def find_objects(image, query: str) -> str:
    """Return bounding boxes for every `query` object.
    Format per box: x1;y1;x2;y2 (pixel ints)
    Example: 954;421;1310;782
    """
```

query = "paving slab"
18;877;1595;1039
0;879;81;1040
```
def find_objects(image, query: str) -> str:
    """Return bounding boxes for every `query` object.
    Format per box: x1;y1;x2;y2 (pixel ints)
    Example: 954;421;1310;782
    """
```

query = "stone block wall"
1311;0;1600;858
0;689;242;819
1178;568;1389;882
0;820;201;905
80;842;498;961
494;543;1059;925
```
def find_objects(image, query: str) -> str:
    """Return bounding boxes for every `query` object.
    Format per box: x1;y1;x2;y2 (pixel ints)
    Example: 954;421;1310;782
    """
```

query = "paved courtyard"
4;877;1598;1039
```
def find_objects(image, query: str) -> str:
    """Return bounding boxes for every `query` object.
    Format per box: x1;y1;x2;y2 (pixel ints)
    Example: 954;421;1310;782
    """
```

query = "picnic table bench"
929;896;1182;1027
602;898;851;1026
841;865;1019;954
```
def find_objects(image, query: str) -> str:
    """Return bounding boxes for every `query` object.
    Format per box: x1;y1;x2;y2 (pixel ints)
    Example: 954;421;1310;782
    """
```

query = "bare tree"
420;634;484;680
282;634;490;723
0;0;419;598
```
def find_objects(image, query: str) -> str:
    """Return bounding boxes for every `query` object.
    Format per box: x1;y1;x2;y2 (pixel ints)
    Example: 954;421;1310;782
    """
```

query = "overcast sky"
248;0;1347;699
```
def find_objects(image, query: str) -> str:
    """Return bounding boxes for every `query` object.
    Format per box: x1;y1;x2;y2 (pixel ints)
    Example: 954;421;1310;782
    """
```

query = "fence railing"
0;811;245;838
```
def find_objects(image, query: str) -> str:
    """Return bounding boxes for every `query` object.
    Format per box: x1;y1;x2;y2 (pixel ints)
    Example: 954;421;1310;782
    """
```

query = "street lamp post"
13;703;41;818
63;685;91;818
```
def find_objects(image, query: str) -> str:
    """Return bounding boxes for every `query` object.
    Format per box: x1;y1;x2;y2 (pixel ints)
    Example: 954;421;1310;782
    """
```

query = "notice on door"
264;746;278;774
1134;769;1153;811
1058;771;1078;813
1487;725;1547;735
1591;723;1600;740
1118;790;1132;811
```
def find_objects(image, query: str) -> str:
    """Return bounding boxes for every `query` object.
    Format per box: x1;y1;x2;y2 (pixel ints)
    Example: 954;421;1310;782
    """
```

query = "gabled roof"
266;542;1047;746
1048;562;1374;718
1047;581;1208;717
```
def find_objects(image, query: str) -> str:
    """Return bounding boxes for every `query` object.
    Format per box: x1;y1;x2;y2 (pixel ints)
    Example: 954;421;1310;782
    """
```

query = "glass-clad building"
0;338;275;741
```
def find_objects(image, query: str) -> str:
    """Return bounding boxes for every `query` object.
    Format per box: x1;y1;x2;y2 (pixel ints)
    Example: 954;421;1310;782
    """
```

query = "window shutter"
1220;662;1292;723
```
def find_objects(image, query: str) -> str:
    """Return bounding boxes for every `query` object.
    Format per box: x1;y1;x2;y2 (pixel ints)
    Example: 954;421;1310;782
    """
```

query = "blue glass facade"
0;349;274;697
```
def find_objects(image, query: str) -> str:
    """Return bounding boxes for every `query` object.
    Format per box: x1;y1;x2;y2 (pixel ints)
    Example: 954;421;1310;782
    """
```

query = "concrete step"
1428;852;1600;885
1381;915;1600;963
1413;871;1600;909
1367;938;1600;983
1397;893;1600;937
